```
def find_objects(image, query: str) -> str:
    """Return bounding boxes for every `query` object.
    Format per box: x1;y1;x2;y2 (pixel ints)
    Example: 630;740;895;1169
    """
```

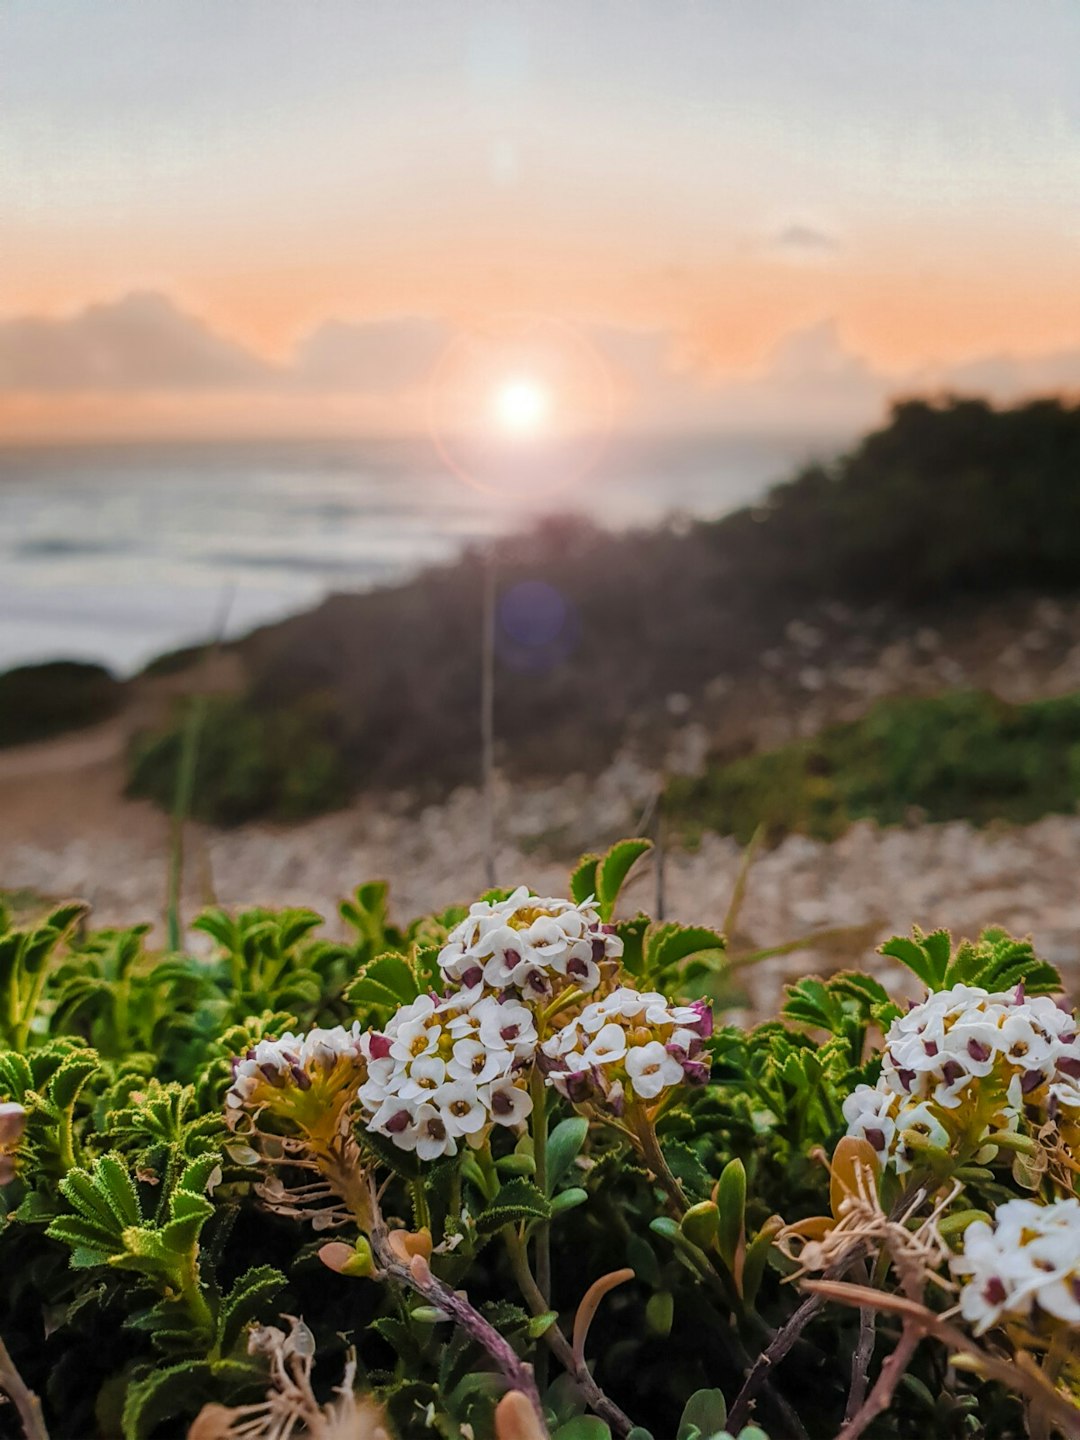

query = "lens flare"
427;315;613;498
493;378;550;436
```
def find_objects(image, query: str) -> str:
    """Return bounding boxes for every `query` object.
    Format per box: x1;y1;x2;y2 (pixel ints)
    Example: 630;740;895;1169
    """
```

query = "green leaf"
122;1360;211;1440
475;1178;552;1234
677;1389;727;1440
879;932;947;989
644;923;726;983
715;1158;746;1274
660;1140;711;1202
545;1116;588;1194
596;839;653;921
550;1187;588;1217
646;1290;674;1337
553;1420;611;1440
569;854;600;907
48;1051;100;1111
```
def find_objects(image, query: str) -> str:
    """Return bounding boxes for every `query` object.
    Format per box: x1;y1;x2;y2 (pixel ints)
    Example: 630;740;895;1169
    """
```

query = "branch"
0;1334;49;1440
367;1190;547;1432
802;1282;1080;1440
505;1231;636;1438
844;1264;876;1424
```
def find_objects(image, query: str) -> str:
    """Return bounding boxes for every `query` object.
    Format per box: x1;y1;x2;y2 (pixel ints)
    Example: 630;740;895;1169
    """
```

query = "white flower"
542;986;711;1109
483;1078;534;1127
355;987;536;1159
951;1198;1080;1334
841;1085;898;1159
448;1037;507;1085
475;996;537;1059
583;1023;629;1066
437;889;623;1004
625;1042;685;1100
892;1101;950;1173
846;981;1080;1171
435;1081;489;1139
413;1104;456;1161
226;1024;365;1118
397;1055;447;1102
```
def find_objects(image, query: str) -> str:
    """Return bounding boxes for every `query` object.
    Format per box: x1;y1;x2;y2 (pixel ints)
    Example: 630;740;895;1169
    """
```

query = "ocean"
0;430;837;675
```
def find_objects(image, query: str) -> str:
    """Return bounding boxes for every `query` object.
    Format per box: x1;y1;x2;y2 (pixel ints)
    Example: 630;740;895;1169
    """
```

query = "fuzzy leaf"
475;1178;552;1234
596;838;653;920
569;854;600;907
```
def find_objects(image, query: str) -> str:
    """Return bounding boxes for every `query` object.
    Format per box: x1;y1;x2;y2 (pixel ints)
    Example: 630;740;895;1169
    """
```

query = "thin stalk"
166;693;207;953
410;1178;432;1233
0;1333;49;1440
530;1066;551;1391
503;1229;634;1438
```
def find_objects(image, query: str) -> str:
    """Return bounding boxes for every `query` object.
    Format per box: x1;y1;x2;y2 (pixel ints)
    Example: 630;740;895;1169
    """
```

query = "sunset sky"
4;1;1080;440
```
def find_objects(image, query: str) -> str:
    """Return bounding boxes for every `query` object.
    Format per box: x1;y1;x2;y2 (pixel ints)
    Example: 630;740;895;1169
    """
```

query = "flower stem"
0;1332;49;1440
530;1067;551;1391
411;1178;432;1233
503;1229;634;1438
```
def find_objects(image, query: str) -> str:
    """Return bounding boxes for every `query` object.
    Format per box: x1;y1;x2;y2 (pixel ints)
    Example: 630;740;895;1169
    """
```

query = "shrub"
126;693;351;824
0;661;123;748
667;688;1080;845
0;843;1077;1438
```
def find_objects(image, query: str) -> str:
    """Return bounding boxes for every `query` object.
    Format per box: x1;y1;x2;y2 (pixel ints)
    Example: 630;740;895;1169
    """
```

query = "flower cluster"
357;992;536;1160
951;1197;1080;1334
844;984;1080;1172
437;886;623;1003
541;987;711;1113
225;1025;368;1139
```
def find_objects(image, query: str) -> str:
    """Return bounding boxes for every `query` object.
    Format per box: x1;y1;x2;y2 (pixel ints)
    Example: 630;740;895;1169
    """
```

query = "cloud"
0;292;276;391
294;316;450;392
770;223;842;258
4;292;1080;444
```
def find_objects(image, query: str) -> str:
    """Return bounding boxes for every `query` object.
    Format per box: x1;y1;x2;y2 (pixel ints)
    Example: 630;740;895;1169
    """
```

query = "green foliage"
0;856;1071;1437
127;691;350;824
880;924;1061;995
667;688;1080;846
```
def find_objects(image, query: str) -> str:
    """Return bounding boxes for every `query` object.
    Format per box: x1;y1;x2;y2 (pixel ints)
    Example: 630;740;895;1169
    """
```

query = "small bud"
680;1200;720;1251
318;1237;375;1278
388;1228;433;1263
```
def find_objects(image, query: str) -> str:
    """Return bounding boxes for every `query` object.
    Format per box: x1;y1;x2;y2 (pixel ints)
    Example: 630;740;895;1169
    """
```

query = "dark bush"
0;660;123;747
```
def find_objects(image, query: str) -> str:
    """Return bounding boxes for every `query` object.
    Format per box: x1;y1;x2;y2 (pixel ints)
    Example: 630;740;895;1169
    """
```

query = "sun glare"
493;378;550;436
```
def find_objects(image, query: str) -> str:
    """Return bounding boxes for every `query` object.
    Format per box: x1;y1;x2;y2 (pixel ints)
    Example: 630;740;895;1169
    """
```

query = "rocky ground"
3;723;1080;1014
6;589;1080;1013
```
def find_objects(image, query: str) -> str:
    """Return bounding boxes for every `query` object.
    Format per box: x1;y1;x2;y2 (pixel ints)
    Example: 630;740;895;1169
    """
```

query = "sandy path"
2;724;1080;1013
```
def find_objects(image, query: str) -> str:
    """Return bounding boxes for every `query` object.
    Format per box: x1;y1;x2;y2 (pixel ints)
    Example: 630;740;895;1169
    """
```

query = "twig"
836;1315;921;1440
727;1187;924;1432
505;1232;635;1438
367;1190;546;1431
802;1282;1080;1439
0;1333;49;1440
844;1263;876;1423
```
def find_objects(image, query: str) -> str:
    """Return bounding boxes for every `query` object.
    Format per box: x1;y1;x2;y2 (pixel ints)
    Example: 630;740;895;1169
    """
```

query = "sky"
3;0;1080;441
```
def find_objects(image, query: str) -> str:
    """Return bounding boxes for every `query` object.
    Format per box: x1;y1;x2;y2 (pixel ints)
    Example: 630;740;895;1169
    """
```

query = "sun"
492;377;550;437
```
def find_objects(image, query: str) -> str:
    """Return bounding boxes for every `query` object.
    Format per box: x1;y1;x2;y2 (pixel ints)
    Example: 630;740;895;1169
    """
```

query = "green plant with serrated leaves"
0;839;1072;1439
